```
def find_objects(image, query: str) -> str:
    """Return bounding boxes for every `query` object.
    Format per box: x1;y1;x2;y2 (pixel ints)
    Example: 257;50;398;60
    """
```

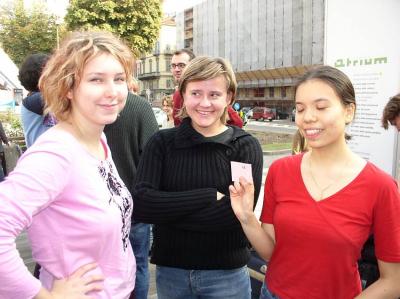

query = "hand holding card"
231;161;253;183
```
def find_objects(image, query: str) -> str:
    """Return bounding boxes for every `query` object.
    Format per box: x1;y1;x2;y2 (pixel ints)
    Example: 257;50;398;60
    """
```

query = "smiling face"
295;79;355;150
183;75;232;136
67;53;128;129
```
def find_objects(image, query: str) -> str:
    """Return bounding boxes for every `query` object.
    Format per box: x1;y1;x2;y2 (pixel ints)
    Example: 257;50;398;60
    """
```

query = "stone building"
175;0;325;115
137;17;177;106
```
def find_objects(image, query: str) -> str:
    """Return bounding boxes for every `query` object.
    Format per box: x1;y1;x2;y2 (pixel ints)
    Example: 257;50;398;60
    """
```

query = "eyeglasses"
170;63;186;69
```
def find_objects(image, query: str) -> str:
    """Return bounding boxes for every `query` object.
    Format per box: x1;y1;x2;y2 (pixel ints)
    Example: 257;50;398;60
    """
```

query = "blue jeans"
259;281;280;299
156;265;251;299
129;223;150;299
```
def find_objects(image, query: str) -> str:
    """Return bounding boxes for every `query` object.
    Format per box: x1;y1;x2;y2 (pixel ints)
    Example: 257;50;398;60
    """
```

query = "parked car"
252;107;276;122
152;107;167;128
271;108;289;120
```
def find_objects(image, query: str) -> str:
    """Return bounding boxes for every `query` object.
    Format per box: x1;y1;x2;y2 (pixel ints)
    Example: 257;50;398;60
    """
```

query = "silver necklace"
308;156;349;200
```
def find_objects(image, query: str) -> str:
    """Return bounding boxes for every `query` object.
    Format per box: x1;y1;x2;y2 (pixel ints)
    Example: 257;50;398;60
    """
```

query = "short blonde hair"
39;31;134;121
178;56;237;123
162;95;173;108
292;129;309;155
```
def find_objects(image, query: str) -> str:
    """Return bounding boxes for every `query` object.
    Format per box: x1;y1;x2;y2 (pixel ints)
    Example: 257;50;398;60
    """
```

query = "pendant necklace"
308;156;350;200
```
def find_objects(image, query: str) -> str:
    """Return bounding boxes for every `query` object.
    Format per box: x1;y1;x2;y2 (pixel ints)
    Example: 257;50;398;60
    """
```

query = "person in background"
0;31;136;299
161;95;174;128
229;65;400;299
128;77;140;94
239;109;245;120
357;92;400;289
19;53;56;148
170;49;243;128
170;49;194;127
104;91;158;299
0;120;9;181
133;56;263;299
382;93;400;131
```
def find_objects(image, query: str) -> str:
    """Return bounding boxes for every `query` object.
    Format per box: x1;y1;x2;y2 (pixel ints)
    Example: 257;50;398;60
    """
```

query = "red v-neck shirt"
261;154;400;299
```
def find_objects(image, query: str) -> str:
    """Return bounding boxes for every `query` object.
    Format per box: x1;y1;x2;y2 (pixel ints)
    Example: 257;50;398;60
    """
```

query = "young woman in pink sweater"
0;31;136;299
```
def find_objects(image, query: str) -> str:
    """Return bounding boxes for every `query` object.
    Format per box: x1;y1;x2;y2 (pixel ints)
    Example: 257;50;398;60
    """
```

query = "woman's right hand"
35;262;104;299
229;177;255;224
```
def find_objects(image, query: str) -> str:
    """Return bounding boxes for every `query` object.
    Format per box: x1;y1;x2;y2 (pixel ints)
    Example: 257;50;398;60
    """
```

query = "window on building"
156;58;159;72
269;87;274;98
281;86;286;98
136;63;141;75
166;79;172;88
141;59;145;74
165;58;171;71
154;41;160;54
254;88;264;97
149;59;153;73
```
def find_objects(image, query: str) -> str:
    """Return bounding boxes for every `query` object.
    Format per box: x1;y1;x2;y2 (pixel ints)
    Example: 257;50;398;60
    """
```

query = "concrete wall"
175;12;185;50
188;0;325;71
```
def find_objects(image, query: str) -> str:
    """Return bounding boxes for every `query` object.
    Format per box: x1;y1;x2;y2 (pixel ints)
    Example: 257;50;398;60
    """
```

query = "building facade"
137;17;176;106
176;0;325;115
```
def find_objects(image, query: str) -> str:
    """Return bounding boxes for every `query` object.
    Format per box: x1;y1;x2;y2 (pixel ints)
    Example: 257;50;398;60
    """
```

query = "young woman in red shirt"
230;65;400;299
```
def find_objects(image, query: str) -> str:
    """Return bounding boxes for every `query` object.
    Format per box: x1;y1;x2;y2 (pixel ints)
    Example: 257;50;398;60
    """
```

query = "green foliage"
0;0;61;66
0;111;23;138
262;143;292;151
65;0;162;56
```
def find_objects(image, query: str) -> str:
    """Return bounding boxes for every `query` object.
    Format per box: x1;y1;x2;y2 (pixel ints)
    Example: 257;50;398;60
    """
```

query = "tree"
65;0;162;56
0;0;60;66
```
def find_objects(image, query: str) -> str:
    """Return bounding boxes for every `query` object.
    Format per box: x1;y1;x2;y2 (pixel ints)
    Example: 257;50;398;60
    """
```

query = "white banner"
325;0;400;176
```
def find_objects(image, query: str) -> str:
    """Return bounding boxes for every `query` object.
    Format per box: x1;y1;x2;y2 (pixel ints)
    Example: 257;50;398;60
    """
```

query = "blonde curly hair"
39;31;134;121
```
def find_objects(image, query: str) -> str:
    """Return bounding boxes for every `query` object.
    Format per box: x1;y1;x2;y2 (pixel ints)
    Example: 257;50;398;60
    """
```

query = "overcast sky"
21;0;205;18
163;0;205;14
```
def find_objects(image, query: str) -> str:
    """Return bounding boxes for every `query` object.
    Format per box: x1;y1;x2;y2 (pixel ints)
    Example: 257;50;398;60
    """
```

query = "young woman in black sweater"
133;56;263;299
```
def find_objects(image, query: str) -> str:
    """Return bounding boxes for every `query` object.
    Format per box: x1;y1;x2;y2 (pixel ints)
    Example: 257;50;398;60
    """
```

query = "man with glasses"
171;49;195;126
170;49;243;127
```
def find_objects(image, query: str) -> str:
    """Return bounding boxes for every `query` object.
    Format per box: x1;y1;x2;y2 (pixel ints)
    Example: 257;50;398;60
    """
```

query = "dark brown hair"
173;49;195;61
382;94;400;129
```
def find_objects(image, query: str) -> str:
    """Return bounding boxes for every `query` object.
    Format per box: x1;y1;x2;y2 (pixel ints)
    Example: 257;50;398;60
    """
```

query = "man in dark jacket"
104;92;158;299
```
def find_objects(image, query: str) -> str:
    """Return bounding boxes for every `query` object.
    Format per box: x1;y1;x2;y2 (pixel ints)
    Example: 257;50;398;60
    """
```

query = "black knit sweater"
133;118;263;270
104;92;158;199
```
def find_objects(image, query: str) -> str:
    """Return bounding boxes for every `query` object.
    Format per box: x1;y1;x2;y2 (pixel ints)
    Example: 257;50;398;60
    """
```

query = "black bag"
358;235;379;288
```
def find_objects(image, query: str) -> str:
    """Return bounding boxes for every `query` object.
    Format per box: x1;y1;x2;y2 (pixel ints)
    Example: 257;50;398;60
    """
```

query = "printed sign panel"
325;0;400;176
